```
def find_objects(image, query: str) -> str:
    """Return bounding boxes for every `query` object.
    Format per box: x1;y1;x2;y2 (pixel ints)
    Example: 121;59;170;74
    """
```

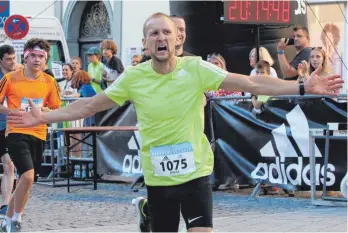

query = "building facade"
7;0;348;90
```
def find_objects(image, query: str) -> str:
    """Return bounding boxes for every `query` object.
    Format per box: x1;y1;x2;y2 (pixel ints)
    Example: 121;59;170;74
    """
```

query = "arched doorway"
63;0;114;69
79;1;111;70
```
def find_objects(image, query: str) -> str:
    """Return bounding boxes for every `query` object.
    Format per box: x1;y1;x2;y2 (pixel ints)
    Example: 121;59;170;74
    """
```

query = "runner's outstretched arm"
7;92;117;127
219;65;343;96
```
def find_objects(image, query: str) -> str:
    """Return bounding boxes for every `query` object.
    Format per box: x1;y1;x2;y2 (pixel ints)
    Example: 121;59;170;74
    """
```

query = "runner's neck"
151;56;177;75
24;68;41;80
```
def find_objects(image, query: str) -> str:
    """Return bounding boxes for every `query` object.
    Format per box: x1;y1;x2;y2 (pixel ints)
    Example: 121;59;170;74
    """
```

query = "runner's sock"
12;212;22;223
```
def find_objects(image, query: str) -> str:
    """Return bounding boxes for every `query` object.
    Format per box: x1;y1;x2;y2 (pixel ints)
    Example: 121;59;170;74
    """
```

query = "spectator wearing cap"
87;47;103;94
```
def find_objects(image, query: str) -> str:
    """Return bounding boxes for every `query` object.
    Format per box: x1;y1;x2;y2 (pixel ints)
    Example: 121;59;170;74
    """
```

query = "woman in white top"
249;47;278;78
61;64;79;97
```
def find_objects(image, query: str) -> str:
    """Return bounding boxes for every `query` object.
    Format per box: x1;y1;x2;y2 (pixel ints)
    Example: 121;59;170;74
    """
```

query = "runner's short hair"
143;12;175;37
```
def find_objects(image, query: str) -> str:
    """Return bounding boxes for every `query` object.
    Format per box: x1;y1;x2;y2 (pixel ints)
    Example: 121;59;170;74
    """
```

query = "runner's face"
25;52;46;72
0;53;16;72
144;17;177;62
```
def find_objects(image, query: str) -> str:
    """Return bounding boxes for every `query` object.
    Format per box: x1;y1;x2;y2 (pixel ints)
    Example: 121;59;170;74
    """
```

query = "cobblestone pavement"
3;183;346;232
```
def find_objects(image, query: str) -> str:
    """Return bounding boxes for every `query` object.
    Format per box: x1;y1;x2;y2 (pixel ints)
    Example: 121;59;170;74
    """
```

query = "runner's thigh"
147;185;181;232
181;176;213;229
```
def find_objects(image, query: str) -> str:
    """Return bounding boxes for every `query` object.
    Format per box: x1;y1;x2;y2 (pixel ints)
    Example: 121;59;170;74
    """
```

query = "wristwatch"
299;80;305;96
277;50;284;55
92;78;95;82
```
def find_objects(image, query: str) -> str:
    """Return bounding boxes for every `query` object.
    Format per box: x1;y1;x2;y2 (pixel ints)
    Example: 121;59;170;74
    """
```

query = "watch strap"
299;80;305;96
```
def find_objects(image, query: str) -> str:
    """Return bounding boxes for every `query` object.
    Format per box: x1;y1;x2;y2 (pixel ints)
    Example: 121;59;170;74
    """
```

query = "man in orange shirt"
0;38;61;232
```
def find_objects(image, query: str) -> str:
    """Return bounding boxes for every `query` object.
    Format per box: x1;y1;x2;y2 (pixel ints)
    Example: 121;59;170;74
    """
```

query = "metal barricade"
38;98;95;187
309;123;347;207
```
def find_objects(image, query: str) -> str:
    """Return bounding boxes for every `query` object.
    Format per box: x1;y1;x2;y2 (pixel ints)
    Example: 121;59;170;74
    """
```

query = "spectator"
100;39;124;88
61;63;78;97
251;60;272;111
139;41;151;63
277;25;311;80
170;14;194;57
249;47;278;78
321;23;342;76
86;47;103;94
206;53;242;98
206;53;241;192
298;47;332;81
70;70;96;127
131;54;143;66
71;70;96;98
42;54;55;78
251;60;279;195
71;56;82;73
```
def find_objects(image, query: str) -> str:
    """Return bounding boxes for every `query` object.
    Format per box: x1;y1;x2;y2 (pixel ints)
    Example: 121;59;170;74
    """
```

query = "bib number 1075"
160;158;187;172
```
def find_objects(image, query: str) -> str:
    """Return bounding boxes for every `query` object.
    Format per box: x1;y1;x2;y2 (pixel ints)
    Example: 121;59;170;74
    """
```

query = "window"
47;40;65;69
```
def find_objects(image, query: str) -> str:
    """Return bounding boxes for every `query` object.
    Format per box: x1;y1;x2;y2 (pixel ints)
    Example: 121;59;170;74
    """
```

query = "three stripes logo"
251;105;336;186
122;125;143;174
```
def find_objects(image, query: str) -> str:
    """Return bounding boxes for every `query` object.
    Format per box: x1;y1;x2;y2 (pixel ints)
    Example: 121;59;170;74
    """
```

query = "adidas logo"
177;69;188;77
162;156;170;161
251;105;336;187
122;124;143;174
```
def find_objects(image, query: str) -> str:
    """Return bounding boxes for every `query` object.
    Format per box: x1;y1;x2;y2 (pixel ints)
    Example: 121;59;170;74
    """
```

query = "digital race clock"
224;0;307;25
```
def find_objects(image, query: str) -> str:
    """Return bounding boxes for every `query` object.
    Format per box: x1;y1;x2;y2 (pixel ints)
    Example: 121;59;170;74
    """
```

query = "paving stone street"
2;182;345;232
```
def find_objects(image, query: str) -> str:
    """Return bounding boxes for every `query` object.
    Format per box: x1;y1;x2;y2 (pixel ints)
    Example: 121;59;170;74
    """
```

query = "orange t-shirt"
0;69;62;140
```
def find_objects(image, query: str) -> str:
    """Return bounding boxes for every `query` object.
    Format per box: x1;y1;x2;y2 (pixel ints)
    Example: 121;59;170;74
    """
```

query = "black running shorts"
6;133;45;176
147;175;213;232
0;130;6;157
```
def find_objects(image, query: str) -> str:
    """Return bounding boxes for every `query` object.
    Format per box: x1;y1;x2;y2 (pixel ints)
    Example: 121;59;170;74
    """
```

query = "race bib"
21;98;43;112
150;142;196;177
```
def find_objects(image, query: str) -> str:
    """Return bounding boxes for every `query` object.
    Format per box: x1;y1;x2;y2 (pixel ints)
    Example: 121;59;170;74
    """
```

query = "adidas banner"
95;98;346;191
210;97;347;191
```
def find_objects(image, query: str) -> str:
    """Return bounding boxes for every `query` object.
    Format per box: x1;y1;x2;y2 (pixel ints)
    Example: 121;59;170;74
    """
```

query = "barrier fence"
40;95;347;202
39;98;96;187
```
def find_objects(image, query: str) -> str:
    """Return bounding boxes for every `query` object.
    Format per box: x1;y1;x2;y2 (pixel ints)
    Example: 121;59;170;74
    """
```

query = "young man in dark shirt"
100;40;124;89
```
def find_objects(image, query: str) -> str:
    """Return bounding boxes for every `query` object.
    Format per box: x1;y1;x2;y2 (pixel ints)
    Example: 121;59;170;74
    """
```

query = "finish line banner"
209;97;347;191
96;98;347;191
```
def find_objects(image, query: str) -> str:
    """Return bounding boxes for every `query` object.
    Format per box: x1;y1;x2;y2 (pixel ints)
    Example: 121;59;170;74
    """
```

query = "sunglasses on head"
312;46;323;50
207;53;221;59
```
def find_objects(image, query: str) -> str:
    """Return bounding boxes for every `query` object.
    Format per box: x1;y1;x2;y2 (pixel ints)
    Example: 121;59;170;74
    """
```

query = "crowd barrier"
40;95;347;202
39;98;96;187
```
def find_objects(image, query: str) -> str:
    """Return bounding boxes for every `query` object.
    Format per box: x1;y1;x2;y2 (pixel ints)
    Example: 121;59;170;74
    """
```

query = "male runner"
0;45;16;218
7;13;343;232
0;38;62;232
